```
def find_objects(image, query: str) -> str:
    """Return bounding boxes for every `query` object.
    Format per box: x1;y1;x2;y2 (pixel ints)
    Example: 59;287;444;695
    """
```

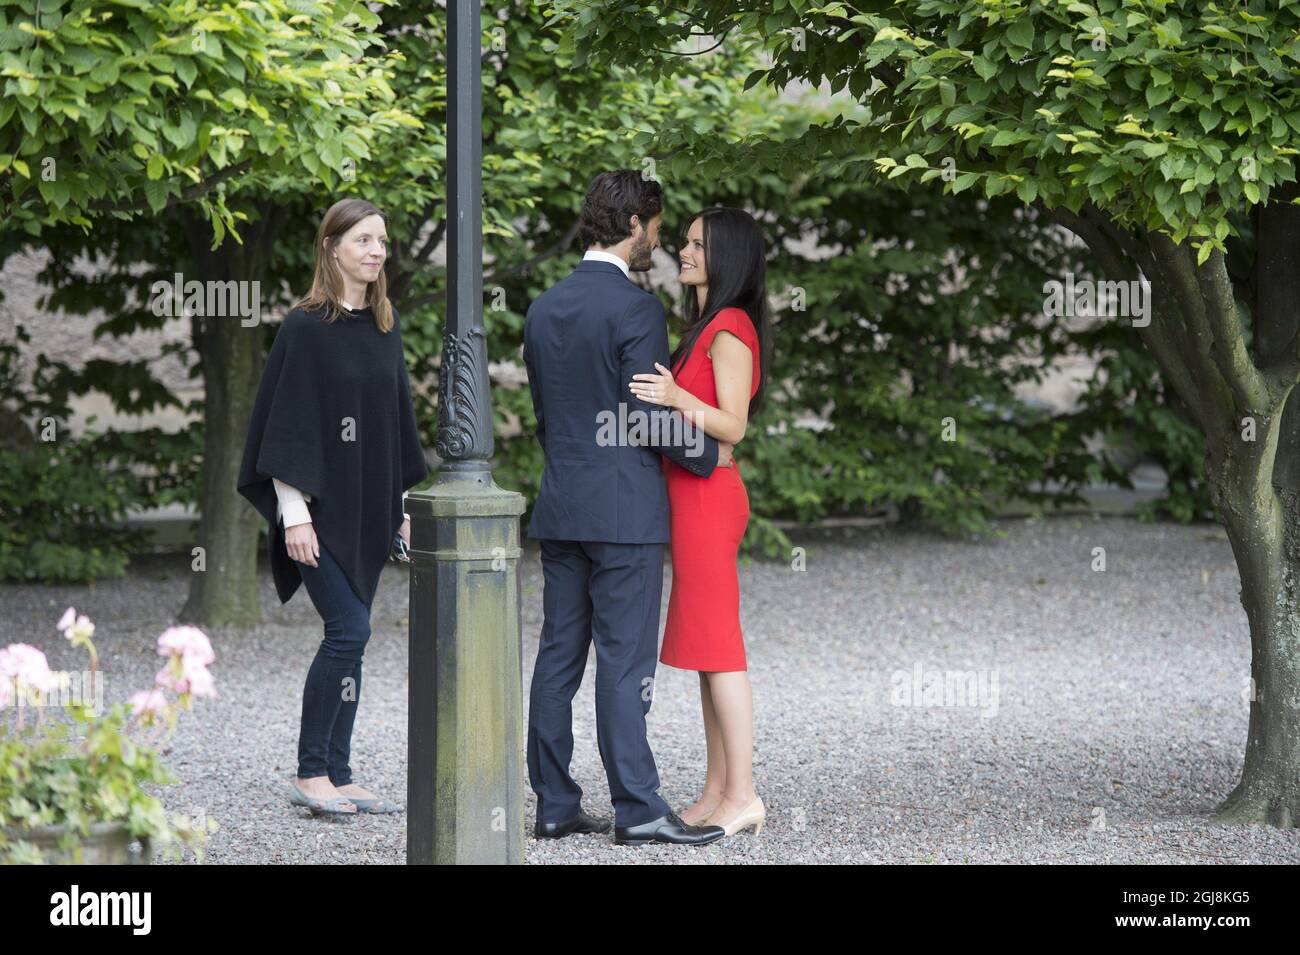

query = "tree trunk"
177;307;265;627
1211;181;1300;826
1205;427;1300;827
177;207;281;627
1215;489;1300;827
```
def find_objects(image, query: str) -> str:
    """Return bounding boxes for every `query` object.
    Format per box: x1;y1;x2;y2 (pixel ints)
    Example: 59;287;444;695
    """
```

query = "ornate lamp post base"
406;466;527;865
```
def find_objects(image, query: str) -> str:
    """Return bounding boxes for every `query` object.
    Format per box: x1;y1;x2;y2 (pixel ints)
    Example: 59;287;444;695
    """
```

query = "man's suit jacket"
523;259;719;543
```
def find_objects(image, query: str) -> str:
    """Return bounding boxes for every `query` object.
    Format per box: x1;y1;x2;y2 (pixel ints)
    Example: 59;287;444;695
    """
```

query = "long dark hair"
669;207;770;418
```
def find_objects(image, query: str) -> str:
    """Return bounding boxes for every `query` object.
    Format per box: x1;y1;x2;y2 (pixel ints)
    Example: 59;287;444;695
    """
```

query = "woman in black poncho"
237;198;429;815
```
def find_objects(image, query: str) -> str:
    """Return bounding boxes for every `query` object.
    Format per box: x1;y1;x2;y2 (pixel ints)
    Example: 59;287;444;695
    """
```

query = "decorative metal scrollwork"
435;324;491;460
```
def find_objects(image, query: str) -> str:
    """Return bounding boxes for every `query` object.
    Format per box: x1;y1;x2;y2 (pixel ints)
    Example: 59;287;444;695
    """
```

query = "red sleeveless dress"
659;307;761;672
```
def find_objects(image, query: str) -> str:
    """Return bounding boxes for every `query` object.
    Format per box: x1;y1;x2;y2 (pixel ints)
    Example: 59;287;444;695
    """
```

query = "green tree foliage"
0;0;410;248
0;326;198;582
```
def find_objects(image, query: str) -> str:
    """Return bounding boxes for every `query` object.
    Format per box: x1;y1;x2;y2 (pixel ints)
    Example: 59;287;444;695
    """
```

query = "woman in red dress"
628;207;770;838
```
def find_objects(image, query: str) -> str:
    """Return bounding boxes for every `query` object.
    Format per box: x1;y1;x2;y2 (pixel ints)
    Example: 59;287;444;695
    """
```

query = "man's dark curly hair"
577;170;663;249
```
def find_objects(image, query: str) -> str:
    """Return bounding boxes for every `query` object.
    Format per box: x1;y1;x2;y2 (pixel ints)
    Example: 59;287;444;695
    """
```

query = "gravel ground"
5;514;1298;865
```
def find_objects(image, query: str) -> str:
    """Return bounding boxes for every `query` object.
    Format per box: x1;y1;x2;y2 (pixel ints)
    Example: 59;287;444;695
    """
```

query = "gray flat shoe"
288;780;357;815
348;794;402;814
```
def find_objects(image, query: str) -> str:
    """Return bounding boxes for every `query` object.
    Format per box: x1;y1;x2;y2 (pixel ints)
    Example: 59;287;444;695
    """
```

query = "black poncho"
237;303;429;607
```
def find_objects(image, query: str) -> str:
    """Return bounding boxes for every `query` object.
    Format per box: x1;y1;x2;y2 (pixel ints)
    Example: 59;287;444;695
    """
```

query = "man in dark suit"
523;170;731;846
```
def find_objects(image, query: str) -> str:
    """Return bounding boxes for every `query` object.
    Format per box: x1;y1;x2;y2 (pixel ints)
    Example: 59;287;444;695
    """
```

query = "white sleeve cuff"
280;498;313;528
273;477;312;503
273;478;312;527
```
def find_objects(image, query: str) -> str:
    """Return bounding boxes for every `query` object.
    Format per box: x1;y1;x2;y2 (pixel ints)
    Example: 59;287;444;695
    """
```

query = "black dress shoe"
535;808;612;839
613;810;725;847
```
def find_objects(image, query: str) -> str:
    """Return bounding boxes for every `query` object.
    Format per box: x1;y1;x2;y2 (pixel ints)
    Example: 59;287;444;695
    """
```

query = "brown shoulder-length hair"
293;198;395;332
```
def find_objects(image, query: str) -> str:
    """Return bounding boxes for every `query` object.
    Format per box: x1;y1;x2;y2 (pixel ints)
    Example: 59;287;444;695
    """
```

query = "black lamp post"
406;0;527;865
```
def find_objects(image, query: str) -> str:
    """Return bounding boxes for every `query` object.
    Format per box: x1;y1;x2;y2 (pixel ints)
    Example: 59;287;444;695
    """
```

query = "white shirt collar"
582;249;630;279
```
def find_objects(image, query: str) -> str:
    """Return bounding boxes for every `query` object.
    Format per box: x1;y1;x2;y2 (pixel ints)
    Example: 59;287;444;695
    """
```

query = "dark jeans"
295;540;373;786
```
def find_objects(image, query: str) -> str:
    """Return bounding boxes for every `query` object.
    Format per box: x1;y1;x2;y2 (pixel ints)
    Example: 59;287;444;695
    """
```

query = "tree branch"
390;216;446;303
1255;178;1300;392
825;15;905;88
89;161;254;215
1195;247;1270;410
1050;205;1213;435
483;218;580;285
1146;231;1256;419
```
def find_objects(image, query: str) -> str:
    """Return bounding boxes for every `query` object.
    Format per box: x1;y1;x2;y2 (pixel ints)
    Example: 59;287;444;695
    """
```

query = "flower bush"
0;609;219;864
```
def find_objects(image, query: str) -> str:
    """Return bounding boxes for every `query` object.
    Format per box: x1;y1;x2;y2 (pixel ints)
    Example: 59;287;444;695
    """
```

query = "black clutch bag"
390;530;411;563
